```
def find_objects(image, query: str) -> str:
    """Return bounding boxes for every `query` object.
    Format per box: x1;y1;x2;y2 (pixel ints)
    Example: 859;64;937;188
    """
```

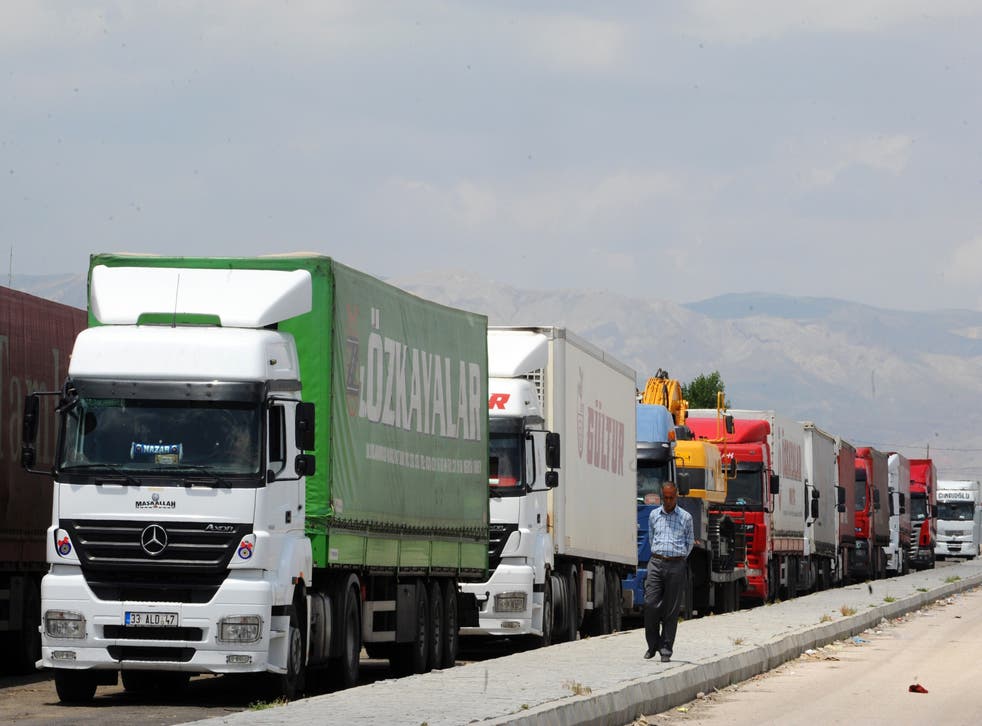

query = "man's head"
660;483;679;513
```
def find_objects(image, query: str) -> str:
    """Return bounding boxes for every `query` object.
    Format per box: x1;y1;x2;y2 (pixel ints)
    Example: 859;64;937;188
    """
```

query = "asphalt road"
638;584;982;726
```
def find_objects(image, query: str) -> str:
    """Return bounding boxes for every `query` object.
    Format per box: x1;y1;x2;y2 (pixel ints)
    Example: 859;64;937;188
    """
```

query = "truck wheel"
426;580;442;671
440;579;459;668
54;670;97;703
606;569;622;633
391;580;429;675
330;578;361;689
271;606;306;701
564;568;579;641
536;575;554;648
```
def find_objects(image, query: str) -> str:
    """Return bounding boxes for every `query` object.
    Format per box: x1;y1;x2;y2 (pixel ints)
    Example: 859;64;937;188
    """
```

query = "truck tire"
440;579;459;668
606;569;622;633
270;603;306;701
391;580;429;675
534;574;555;648
426;580;443;671
330;577;361;689
54;670;98;703
564;567;579;642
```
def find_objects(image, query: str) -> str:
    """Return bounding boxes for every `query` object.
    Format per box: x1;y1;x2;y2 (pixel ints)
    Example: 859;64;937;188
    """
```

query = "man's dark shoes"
660;652;671;662
643;649;655;659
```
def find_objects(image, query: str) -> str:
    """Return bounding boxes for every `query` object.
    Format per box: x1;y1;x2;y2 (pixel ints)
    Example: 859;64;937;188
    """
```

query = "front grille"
488;523;518;570
63;519;251;603
103;625;204;641
709;513;740;572
107;645;195;662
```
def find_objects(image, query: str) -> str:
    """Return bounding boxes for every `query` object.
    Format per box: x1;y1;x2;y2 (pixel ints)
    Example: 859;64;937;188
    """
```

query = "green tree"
683;371;729;409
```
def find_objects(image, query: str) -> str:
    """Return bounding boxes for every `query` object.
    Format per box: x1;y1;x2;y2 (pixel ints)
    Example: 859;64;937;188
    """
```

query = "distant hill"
8;270;981;478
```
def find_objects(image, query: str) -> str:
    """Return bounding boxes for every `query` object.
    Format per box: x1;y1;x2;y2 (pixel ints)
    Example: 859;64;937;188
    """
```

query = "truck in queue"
20;254;490;702
907;459;937;569
834;437;858;581
459;326;636;645
671;435;745;615
852;447;890;580
935;479;982;560
688;409;806;602
1;286;86;674
802;423;843;590
885;453;912;576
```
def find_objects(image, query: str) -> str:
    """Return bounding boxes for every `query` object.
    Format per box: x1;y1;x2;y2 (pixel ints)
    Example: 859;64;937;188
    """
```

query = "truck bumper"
459;564;536;637
40;568;285;674
936;541;976;558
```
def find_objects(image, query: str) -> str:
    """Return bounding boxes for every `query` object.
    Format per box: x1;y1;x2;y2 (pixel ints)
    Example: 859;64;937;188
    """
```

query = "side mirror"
873;488;881;510
724;415;734;435
900;492;906;515
22;394;40;444
545;471;559;489
770;474;780;495
545;432;560;469
811;498;820;519
295;402;316;451
21;444;36;469
676;471;690;497
294;454;316;477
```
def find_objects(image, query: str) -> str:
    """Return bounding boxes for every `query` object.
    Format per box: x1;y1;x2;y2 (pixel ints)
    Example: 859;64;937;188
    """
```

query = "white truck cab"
935;480;982;560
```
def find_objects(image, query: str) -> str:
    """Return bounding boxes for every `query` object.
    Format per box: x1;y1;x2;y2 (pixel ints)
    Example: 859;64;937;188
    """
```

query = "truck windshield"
677;468;706;492
59;397;262;477
637;460;671;503
726;464;764;506
854;468;867;509
909;495;928;521
938;501;974;521
489;433;522;493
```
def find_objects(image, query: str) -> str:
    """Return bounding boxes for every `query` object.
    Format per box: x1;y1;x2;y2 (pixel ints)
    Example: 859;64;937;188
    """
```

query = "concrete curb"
498;570;982;726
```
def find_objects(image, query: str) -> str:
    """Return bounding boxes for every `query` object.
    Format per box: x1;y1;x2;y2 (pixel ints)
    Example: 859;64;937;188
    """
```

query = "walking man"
644;482;694;662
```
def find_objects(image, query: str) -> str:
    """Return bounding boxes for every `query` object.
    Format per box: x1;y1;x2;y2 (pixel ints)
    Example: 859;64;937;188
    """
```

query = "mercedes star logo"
141;524;168;556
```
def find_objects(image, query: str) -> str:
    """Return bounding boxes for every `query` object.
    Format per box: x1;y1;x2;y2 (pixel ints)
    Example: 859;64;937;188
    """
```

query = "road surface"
638;585;982;726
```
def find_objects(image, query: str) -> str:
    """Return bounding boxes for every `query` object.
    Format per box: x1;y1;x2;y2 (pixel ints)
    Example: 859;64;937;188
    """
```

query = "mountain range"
10;270;982;478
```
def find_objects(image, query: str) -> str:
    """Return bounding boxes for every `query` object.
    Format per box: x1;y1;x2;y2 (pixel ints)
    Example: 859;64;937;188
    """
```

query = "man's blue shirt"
648;505;694;558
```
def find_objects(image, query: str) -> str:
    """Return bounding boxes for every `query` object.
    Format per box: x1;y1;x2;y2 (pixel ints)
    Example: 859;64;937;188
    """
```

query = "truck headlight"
45;610;86;639
218;615;262;643
493;592;527;613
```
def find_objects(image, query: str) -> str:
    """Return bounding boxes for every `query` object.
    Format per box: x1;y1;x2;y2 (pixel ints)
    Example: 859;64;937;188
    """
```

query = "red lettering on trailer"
488;393;511;410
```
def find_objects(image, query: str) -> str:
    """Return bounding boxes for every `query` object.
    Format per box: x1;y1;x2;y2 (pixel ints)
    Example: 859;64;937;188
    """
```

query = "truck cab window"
489;434;521;489
267;404;287;475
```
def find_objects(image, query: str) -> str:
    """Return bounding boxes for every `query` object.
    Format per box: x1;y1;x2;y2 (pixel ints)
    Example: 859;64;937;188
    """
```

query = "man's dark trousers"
644;556;688;657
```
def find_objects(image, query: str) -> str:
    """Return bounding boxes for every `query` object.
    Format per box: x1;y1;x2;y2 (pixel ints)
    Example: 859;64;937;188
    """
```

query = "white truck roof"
90;264;312;328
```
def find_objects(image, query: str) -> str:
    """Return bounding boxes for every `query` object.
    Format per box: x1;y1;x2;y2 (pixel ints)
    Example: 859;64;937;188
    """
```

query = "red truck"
0;286;86;673
908;458;937;570
852;447;890;580
687;411;809;603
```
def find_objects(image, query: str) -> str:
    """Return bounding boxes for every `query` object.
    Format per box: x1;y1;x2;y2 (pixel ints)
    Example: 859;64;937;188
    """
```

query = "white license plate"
125;611;178;627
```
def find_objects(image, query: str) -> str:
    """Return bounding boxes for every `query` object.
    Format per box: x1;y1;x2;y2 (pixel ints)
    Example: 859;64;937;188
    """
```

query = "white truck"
935;480;982;560
20;254;490;702
459;327;637;644
802;423;840;589
885;453;912;575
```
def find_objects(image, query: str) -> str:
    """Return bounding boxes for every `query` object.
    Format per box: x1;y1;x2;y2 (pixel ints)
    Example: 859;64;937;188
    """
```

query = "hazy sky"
3;2;981;311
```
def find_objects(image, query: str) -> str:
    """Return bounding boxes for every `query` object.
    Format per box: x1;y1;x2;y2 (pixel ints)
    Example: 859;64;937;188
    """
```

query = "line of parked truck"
2;253;981;703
